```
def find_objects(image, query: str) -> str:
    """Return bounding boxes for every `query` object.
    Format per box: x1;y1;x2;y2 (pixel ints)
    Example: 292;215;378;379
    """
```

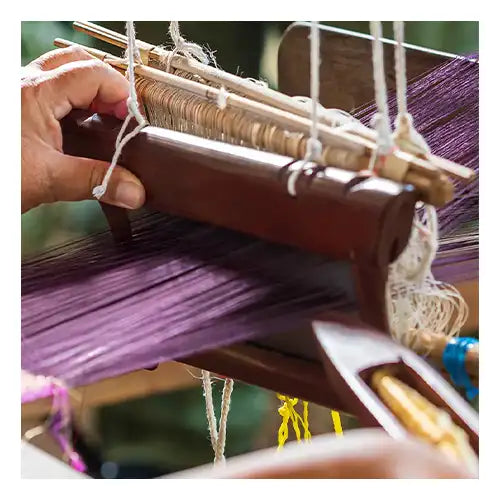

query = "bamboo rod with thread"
72;21;474;182
55;37;456;206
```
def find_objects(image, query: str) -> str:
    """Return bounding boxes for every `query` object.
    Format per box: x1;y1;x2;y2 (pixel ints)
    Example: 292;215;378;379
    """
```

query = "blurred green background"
21;21;478;478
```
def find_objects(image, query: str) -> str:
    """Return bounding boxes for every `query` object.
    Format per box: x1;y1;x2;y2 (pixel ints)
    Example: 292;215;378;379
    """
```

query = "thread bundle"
22;52;478;396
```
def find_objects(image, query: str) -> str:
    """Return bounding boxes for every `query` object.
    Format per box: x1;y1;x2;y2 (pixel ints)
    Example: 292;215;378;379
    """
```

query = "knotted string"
163;21;210;73
93;21;147;200
287;21;322;196
392;21;431;157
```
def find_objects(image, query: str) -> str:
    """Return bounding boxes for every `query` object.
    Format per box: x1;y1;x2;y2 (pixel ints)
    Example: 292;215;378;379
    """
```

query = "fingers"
48;151;145;209
89;98;129;120
28;46;94;71
43;58;129;120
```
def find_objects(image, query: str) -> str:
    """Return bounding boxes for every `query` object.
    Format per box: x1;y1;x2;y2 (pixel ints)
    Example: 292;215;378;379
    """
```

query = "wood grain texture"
278;23;451;111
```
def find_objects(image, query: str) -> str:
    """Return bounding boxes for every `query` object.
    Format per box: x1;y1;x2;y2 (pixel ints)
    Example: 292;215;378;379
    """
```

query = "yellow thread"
277;394;292;449
277;395;316;449
331;410;343;436
302;401;312;441
277;394;310;449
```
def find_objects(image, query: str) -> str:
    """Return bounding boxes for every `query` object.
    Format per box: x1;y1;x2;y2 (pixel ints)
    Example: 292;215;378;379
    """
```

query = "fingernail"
114;181;144;209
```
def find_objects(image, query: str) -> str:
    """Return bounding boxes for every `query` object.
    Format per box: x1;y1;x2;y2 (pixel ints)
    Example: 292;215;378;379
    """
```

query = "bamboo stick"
55;37;455;205
411;331;478;378
72;21;474;183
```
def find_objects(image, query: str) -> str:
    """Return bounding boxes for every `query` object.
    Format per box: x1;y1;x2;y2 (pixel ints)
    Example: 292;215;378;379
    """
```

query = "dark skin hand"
21;46;145;214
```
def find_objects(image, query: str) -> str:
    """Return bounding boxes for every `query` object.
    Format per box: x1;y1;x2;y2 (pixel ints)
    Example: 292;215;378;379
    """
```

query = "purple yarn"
22;213;356;387
354;54;478;282
354;54;479;237
22;55;479;395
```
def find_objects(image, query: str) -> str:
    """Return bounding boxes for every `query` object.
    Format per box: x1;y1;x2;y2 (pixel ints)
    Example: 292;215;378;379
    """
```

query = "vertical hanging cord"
392;21;430;156
287;21;322;196
368;21;393;170
201;370;234;463
214;377;234;462
93;21;147;200
201;370;219;453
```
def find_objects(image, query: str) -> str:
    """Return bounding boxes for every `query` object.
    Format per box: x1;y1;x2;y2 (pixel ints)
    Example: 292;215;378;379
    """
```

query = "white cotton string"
214;378;234;463
368;21;393;172
287;21;322;196
392;21;430;157
246;77;269;88
93;21;147;200
385;21;468;347
163;21;210;73
201;370;219;453
292;96;365;131
201;370;233;463
216;85;229;110
393;21;408;118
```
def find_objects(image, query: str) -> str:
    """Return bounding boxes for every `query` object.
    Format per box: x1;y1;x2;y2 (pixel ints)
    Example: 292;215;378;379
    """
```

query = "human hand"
21;46;145;213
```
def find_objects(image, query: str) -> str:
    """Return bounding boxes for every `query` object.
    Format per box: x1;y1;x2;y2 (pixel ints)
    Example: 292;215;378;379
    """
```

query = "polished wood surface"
313;317;479;452
62;111;416;268
278;23;452;111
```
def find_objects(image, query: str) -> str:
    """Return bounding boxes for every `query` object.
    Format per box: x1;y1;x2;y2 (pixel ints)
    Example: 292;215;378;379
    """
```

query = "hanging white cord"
392;21;430;156
214;377;234;463
385;21;468;347
287;21;322;196
93;21;147;200
368;21;394;170
201;370;234;463
163;21;210;73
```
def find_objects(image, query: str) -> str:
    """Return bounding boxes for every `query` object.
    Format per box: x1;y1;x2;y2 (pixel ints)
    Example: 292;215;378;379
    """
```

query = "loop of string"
163;21;210;73
93;21;147;200
291;96;363;130
201;370;234;463
287;21;322;196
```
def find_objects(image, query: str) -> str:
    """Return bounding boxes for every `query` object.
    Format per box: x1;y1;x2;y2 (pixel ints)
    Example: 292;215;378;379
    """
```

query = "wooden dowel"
412;331;479;378
72;21;474;183
55;37;455;205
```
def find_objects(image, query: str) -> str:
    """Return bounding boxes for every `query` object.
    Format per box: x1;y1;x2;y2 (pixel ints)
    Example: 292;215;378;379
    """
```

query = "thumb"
49;152;145;209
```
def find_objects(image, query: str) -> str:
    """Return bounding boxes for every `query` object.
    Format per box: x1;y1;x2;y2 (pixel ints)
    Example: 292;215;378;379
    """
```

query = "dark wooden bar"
59;109;418;407
278;23;452;111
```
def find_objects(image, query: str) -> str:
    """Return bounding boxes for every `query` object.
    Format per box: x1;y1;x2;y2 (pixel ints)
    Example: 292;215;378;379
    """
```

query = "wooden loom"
22;22;479;473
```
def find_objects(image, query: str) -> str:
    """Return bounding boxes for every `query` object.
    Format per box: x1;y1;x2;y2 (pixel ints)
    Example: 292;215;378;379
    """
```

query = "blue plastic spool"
442;337;478;401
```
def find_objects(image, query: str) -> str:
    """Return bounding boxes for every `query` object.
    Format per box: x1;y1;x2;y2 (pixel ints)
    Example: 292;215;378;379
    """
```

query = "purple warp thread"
21;55;478;394
354;54;478;284
22;214;356;387
354;54;479;237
